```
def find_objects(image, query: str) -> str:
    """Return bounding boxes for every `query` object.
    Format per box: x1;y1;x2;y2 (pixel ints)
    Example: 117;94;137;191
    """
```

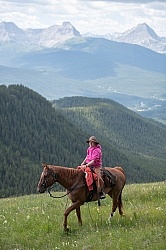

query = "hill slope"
53;96;166;181
0;85;166;198
0;85;89;197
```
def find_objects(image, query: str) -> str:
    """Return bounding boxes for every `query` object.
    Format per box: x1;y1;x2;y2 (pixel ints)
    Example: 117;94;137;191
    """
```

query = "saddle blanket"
77;166;97;191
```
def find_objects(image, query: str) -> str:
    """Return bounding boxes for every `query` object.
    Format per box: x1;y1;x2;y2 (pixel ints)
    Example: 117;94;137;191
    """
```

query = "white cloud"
84;0;166;2
0;0;165;36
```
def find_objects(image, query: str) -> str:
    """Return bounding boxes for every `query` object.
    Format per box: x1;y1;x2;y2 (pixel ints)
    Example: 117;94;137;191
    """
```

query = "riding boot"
99;191;106;199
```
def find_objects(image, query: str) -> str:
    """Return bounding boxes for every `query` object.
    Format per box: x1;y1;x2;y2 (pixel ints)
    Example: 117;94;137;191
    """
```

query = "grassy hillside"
0;182;165;250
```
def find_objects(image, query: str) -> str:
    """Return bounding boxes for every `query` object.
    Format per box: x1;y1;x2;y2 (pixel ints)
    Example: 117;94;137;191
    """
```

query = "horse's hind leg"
108;191;119;220
118;191;124;216
76;206;82;226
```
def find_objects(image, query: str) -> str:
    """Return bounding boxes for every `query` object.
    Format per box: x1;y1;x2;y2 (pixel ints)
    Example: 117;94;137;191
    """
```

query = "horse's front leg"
63;201;83;232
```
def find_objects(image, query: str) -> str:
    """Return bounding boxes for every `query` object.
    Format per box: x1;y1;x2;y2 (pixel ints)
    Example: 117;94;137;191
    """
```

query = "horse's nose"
37;186;45;193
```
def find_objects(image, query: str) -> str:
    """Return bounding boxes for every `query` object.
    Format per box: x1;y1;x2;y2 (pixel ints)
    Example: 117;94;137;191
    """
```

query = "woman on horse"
80;136;106;199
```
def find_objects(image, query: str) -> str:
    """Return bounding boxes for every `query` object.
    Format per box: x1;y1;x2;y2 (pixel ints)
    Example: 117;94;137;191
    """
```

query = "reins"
48;174;85;199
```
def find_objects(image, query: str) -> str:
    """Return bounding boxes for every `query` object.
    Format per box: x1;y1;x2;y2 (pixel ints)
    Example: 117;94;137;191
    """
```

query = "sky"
0;0;166;37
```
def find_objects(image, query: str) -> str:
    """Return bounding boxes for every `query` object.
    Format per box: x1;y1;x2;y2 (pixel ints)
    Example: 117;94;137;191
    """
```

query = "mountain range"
0;21;166;123
0;21;165;53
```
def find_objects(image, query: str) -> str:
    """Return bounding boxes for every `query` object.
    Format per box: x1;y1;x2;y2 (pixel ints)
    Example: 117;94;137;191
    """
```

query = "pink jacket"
86;144;102;167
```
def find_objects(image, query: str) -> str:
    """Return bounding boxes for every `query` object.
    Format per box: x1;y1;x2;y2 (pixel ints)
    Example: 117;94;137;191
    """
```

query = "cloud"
0;0;165;37
85;0;166;2
0;0;46;3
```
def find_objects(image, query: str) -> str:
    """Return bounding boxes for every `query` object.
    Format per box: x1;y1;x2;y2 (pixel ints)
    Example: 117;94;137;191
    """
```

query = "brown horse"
37;164;126;231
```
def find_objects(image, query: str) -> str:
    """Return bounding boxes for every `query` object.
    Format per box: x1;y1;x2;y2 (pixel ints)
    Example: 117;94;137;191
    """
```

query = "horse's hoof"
64;227;69;232
108;213;114;221
108;216;112;221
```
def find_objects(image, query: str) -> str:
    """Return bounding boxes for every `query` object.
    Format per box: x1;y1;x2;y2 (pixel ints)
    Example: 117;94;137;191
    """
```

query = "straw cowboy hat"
86;136;99;144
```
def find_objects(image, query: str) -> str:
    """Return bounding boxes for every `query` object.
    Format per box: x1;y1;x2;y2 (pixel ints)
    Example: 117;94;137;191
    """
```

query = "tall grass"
0;182;165;250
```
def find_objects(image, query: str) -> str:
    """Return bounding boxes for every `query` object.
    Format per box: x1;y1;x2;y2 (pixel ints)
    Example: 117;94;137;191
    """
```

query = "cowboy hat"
86;136;99;144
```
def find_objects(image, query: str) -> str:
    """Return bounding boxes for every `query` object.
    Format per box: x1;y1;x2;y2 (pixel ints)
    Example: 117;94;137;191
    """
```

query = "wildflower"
97;207;100;213
156;207;163;211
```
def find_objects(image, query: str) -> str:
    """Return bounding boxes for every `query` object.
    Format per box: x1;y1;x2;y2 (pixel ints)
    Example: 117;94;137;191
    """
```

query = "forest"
0;85;166;198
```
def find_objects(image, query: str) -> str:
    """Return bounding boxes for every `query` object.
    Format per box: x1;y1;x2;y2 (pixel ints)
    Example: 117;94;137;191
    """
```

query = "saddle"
102;168;116;187
85;167;116;202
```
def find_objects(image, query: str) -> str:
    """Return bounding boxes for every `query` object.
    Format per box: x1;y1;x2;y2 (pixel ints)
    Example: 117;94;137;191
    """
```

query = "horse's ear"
42;163;47;168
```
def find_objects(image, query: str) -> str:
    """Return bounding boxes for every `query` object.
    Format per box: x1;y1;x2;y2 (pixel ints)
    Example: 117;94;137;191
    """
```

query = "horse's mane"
47;165;83;181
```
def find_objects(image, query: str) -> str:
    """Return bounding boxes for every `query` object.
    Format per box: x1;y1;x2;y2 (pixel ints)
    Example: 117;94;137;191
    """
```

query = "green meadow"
0;182;165;250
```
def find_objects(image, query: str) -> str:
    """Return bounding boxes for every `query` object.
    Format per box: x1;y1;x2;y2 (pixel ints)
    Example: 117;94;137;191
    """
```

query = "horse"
37;164;126;231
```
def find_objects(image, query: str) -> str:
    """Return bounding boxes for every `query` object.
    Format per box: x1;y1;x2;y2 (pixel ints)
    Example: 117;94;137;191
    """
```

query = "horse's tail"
114;166;125;176
118;191;124;215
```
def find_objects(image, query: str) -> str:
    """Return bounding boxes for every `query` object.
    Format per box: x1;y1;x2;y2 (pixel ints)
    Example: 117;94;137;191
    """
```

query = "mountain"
84;23;166;54
0;22;166;123
0;21;27;44
0;85;166;198
116;23;166;54
117;23;160;43
0;21;81;48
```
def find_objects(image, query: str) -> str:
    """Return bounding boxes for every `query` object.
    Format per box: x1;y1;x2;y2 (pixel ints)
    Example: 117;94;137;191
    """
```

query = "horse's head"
37;164;57;193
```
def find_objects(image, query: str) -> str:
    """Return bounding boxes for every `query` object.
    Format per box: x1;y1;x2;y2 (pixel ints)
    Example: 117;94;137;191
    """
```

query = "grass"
0;182;165;250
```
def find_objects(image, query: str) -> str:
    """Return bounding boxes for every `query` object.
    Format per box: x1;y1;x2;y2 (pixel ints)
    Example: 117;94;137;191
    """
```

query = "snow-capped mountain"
0;21;81;47
115;23;166;54
117;23;159;43
25;21;81;47
84;23;166;54
0;21;27;43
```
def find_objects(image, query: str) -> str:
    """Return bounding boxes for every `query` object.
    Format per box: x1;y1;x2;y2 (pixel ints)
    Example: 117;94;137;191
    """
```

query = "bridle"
41;170;57;190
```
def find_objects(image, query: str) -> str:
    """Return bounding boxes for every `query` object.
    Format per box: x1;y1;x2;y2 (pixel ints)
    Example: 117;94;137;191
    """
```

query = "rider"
80;136;106;199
